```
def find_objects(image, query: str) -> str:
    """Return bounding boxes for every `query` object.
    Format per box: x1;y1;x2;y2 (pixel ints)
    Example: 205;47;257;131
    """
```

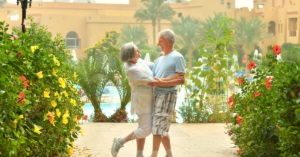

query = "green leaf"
234;64;239;71
206;28;217;34
194;61;204;67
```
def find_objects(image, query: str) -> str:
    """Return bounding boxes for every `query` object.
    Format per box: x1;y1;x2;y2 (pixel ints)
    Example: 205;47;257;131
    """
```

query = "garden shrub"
227;45;300;156
0;19;83;156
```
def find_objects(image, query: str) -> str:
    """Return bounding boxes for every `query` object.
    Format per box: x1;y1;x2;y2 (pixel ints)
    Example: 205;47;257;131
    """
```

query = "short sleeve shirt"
152;50;186;94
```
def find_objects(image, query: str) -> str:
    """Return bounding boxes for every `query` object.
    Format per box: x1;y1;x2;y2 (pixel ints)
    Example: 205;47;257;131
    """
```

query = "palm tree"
75;51;110;122
171;15;201;69
198;13;232;43
134;0;176;45
233;17;269;76
119;25;149;46
106;49;131;110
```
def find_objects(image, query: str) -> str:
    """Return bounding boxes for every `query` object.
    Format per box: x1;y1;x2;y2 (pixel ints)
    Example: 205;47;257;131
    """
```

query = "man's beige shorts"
152;92;177;136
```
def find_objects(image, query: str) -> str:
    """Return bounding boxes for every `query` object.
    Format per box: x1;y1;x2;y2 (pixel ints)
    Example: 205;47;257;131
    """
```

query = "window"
178;13;182;17
227;3;231;9
268;21;275;37
258;4;264;9
220;0;224;5
278;24;280;33
281;24;283;33
65;31;80;49
289;18;297;36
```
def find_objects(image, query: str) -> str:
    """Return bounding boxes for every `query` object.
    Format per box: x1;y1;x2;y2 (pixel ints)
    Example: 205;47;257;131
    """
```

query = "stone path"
71;123;236;157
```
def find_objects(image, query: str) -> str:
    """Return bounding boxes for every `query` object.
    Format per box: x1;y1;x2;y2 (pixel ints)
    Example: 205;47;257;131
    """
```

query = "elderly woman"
111;42;183;157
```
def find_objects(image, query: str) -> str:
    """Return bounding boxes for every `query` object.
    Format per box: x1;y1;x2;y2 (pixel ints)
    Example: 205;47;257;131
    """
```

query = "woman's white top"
125;58;154;115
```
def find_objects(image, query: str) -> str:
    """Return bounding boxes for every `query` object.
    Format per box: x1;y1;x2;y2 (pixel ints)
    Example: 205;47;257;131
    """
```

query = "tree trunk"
152;20;156;46
158;6;161;32
90;97;107;122
188;48;193;69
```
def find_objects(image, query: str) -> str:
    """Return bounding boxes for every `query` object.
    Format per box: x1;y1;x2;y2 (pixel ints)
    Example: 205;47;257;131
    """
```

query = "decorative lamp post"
17;0;32;33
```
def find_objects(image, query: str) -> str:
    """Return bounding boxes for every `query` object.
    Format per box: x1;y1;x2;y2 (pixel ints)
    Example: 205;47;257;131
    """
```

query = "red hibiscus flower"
248;62;256;69
23;81;28;90
79;89;82;96
77;117;81;120
252;92;260;99
236;114;242;125
266;77;272;89
238;147;242;155
19;76;26;81
18;92;25;105
237;76;244;84
84;115;88;121
81;109;84;113
230;103;234;110
272;45;281;55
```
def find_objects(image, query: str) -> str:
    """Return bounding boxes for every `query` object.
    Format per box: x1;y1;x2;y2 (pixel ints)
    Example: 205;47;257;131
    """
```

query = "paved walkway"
71;123;236;157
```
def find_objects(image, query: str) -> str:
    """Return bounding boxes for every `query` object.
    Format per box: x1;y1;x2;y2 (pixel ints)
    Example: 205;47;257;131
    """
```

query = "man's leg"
162;134;173;157
151;93;177;157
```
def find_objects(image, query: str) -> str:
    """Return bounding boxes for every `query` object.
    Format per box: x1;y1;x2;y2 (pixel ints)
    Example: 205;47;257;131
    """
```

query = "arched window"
65;31;80;49
268;21;276;37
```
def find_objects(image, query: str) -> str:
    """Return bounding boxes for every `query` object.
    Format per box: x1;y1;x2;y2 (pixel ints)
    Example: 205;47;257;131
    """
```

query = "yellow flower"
52;69;57;77
70;99;76;106
230;30;235;35
59;78;66;88
220;107;222;109
61;91;68;98
51;100;57;107
71;142;74;147
81;129;84;136
54;92;59;96
34;125;42;134
19;114;24;119
62;118;68;124
31;46;39;52
71;128;76;133
67;147;74;155
36;71;43;79
29;80;33;85
44;88;50;98
56;109;61;118
80;106;83;110
50;119;56;126
47;111;55;122
74;72;78;80
53;56;60;66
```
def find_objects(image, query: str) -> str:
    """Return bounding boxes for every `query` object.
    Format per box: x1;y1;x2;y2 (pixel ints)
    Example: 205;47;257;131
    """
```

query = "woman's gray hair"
158;29;175;45
120;42;137;62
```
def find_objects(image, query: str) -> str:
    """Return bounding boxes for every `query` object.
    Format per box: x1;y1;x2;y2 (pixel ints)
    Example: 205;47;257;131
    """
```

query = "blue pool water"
82;86;185;123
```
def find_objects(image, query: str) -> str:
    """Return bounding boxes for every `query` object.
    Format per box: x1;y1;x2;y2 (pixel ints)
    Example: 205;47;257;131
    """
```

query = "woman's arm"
127;68;154;86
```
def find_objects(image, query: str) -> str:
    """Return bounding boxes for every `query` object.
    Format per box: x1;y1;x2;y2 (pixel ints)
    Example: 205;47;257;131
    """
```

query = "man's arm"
148;75;185;87
160;72;185;81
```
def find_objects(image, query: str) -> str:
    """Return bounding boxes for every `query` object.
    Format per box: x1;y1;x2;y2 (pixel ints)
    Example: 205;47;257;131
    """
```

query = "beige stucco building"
1;0;298;59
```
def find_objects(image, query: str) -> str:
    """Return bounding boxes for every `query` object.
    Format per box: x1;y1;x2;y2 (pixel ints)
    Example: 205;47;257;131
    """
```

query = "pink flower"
13;35;19;39
242;55;248;63
250;131;252;134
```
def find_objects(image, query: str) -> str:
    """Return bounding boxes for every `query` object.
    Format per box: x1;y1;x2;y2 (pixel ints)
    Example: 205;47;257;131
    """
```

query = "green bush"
227;46;300;156
0;19;83;156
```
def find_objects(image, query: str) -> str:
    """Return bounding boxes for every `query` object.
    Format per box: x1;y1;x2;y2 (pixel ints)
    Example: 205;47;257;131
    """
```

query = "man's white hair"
158;29;175;45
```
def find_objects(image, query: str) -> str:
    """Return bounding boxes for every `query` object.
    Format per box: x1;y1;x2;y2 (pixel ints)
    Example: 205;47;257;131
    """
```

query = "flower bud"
291;91;295;98
3;85;6;88
13;35;19;39
17;51;22;57
7;51;10;55
14;82;16;86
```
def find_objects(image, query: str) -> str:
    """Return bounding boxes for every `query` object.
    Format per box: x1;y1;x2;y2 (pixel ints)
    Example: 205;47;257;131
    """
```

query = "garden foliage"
178;17;238;123
227;45;300;156
0;19;83;156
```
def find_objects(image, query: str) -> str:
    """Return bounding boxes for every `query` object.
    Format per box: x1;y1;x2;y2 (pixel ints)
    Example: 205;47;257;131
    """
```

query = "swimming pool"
82;86;185;123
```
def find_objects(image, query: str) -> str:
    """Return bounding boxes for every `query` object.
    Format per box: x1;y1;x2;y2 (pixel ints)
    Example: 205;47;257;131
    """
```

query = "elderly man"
148;29;186;157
